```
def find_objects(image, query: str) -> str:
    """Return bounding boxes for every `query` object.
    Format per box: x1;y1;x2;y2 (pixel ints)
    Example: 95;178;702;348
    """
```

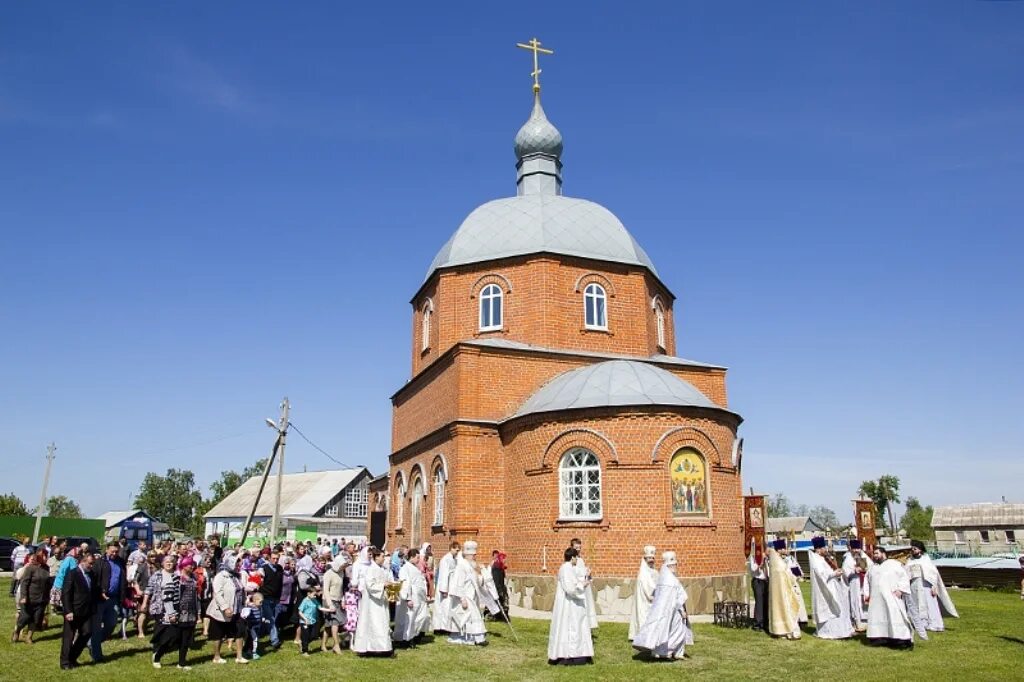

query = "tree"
808;504;840;531
46;495;82;518
858;475;901;534
900;496;935;542
135;469;203;536
208;458;269;505
0;492;29;516
766;493;792;518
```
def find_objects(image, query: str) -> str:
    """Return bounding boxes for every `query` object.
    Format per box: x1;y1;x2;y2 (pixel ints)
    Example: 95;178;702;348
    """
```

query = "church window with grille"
559;448;602;520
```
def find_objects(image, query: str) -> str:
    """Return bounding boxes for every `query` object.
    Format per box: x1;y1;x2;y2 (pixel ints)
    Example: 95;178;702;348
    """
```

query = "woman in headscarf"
491;550;509;620
632;551;693;660
321;554;347;654
207;553;248;665
152;556;200;670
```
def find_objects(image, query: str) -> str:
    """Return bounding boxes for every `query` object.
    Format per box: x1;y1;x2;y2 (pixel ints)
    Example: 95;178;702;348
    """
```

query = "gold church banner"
854;499;877;551
743;494;767;565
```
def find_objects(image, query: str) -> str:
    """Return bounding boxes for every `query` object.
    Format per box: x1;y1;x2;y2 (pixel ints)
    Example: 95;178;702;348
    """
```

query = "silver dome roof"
511;360;718;420
426;194;658;280
514;96;563;158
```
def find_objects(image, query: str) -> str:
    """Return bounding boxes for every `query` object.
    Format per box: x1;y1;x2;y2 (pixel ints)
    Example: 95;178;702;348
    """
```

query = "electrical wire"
287;421;355;470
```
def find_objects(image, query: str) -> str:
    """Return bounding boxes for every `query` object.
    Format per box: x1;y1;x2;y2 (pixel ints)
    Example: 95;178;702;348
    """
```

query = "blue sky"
2;2;1022;521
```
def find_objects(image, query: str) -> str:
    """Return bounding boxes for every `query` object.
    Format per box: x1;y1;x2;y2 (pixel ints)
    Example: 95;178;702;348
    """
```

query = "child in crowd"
239;592;265;660
298;585;327;656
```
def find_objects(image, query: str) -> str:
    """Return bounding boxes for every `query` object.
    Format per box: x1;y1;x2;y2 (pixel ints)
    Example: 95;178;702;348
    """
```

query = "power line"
287;422;355;470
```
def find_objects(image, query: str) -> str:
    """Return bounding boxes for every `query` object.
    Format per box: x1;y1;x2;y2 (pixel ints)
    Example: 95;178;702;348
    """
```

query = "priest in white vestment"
633;551;693;660
628;545;657;641
431;541;459;634
352;548;393;656
906;540;958;632
808;537;854;639
393;547;430;645
547;547;595;665
841;539;872;631
447;540;487;645
570;538;598;629
766;540;801;639
866;546;914;649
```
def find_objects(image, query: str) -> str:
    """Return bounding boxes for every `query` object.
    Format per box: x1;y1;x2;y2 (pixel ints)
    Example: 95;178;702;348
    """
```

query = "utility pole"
32;443;56;544
270;398;290;543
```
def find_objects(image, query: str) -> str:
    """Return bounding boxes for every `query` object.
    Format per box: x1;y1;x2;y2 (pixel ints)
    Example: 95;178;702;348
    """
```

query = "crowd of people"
8;534;514;671
748;537;960;650
8;531;979;672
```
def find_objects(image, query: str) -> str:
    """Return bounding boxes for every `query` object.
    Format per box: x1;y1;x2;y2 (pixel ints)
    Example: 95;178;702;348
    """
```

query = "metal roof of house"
97;509;155;529
766;516;824;534
931;503;1024;528
511;360;724;420
203;468;368;520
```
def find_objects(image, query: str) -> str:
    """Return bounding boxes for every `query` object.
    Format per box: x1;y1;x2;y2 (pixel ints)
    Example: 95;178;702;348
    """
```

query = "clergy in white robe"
633;551;693;660
447;540;487;645
906;540;958;632
547;547;595;665
766;540;801;639
842;540;872;631
866;547;914;649
352;549;393;655
431;542;459;634
570;539;598;629
628;545;658;641
393;548;430;645
808;537;854;639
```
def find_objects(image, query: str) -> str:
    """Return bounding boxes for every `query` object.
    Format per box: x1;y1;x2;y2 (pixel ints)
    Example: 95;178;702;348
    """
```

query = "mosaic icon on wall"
670;448;708;515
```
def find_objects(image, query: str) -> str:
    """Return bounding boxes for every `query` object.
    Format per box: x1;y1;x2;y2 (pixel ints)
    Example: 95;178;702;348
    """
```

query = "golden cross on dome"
516;37;554;94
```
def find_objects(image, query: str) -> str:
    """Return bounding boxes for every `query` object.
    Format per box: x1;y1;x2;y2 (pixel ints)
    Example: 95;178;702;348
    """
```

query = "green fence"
0;516;105;542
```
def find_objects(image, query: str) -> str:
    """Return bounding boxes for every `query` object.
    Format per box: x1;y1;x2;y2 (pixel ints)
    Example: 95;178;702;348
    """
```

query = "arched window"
432;468;445;526
421;300;433;352
479;284;503;331
654;301;666;350
411;478;424;547
669;448;709;516
583;283;608;329
394;475;406;530
559;448;602;520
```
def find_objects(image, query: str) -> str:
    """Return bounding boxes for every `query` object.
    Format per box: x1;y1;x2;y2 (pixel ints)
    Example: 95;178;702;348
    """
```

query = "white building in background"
932;502;1024;556
203;468;372;544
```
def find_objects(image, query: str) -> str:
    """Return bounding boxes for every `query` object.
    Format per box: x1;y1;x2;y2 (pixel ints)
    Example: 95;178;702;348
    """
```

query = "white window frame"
953;530;965;544
655;302;666;350
583;283;608;330
343;485;368;518
479;284;503;331
432;468;445;527
558;447;602;521
980;529;990;544
324;503;339;517
395;476;406;530
1006;529;1016;543
421;300;433;352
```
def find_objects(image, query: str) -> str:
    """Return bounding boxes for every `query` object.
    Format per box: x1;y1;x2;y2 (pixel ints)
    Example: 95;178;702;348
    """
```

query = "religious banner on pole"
853;499;877;551
743;494;767;565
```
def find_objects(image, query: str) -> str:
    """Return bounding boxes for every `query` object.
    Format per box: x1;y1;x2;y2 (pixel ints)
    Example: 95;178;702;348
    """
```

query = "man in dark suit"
60;550;99;670
90;541;126;662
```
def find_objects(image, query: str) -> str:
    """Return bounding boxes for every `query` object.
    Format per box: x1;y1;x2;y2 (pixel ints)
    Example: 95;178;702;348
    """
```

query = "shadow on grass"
996;635;1024;645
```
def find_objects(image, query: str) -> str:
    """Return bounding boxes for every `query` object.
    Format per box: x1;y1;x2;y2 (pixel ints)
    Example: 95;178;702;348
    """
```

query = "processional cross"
516;37;554;94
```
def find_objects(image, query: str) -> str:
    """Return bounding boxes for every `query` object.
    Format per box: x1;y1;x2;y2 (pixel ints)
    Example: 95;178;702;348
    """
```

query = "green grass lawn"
3;579;1022;680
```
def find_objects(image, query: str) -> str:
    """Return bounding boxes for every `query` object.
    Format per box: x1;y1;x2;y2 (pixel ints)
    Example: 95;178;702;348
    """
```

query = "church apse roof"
510;359;729;421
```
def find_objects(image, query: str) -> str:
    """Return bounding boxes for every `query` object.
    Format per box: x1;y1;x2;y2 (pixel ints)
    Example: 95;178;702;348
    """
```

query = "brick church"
376;80;747;614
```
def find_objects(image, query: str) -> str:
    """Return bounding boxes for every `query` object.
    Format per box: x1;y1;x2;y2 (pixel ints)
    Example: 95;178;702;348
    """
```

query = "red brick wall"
410;255;677;376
